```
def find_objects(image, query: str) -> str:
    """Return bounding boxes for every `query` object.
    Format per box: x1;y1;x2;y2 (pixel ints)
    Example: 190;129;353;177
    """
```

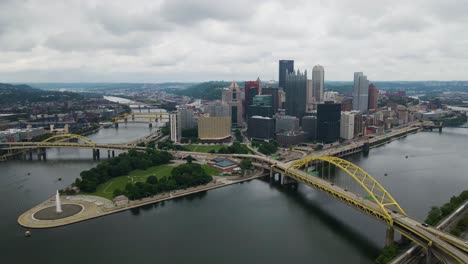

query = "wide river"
1;124;467;264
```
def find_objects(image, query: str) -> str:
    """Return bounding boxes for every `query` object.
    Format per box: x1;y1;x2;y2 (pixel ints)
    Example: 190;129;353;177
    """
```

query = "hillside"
0;83;83;104
170;81;245;100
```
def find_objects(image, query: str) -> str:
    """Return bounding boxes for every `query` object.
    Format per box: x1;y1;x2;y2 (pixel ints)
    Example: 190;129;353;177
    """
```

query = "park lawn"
184;144;224;153
92;165;174;199
91;164;221;199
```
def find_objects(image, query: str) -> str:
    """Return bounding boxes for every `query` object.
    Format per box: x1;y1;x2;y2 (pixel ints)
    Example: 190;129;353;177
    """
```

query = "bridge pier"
92;149;100;160
385;227;395;247
149;123;153;128
108;150;111;159
425;245;432;264
37;148;46;161
114;122;119;128
112;150;115;157
29;149;33;160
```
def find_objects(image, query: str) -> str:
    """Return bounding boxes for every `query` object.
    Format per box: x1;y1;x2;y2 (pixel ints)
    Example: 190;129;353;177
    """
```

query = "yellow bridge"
175;151;468;263
112;111;169;124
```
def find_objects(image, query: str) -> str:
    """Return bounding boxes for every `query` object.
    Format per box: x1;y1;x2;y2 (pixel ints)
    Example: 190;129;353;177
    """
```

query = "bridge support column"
385;227;394;247
425;245;432;264
29;149;33;160
149;123;153;128
112;150;115;157
92;149;100;160
108;150;111;159
114;122;119;128
438;127;442;133
96;149;100;160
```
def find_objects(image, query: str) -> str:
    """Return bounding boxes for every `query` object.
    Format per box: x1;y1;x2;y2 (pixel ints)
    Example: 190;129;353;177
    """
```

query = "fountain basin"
33;204;83;220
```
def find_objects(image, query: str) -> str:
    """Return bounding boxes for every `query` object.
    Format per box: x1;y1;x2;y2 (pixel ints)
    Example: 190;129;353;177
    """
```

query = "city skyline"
1;0;468;82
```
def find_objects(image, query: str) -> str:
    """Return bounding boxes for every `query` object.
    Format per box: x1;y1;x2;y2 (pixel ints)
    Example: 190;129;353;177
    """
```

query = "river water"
1;126;467;264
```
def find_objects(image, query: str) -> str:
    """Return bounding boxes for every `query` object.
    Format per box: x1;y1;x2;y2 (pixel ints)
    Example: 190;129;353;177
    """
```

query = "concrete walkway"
18;172;266;229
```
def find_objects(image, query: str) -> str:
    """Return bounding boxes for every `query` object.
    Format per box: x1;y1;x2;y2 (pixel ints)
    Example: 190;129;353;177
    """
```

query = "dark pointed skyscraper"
284;69;307;119
279;60;294;89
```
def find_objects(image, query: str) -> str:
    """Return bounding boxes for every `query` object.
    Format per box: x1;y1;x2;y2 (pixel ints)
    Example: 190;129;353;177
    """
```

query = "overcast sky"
0;0;467;83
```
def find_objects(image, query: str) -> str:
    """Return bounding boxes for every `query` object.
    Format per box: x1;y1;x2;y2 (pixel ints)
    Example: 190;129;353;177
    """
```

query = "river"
1;126;467;264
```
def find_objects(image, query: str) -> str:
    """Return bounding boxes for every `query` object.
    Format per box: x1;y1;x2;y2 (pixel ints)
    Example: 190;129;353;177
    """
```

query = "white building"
352;72;369;112
340;112;355;140
312;65;324;103
170;112;182;143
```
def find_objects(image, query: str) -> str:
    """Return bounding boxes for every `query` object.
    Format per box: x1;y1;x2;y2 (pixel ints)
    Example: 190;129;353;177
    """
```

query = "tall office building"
247;116;275;141
222;81;244;127
204;101;229;117
352;72;369;112
248;95;274;118
317;103;341;143
284;69;307;119
302;115;317;140
275;115;299;133
340;112;355;140
169;112;182;143
262;87;280;113
368;83;378;111
279;60;294;89
244;78;261;118
178;107;195;129
312;65;324;103
306;79;314;112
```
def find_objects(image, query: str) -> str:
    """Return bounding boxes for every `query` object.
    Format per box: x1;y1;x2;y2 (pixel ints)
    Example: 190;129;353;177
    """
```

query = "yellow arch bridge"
259;155;468;263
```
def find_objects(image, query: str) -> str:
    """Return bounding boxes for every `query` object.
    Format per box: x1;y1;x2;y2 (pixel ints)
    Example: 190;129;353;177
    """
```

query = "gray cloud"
0;0;468;82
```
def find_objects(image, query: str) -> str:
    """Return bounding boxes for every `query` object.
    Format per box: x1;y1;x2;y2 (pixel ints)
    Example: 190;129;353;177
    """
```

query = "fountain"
55;190;62;214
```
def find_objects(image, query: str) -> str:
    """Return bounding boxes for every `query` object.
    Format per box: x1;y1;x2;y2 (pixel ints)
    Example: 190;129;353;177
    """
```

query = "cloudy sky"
0;0;467;82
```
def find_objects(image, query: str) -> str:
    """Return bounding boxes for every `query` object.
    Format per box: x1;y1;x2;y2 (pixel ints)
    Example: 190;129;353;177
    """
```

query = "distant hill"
171;81;245;100
0;83;83;104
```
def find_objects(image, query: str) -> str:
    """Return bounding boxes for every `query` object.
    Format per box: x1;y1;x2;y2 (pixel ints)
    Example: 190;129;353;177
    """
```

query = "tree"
146;175;158;185
186;155;194;164
239;159;253;176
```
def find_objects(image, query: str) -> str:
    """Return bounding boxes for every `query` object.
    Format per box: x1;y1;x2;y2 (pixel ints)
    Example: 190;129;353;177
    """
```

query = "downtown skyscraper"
352;72;369;112
278;60;294;89
284;69;307;119
312;65;324;103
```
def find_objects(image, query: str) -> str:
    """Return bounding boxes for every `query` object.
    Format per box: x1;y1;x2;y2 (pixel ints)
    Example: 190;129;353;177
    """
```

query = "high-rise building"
352;72;369;112
312;65;324;103
244;78;261;118
222;81;244;127
368;83;378;111
275;115;299;133
247;116;275;141
169;112;182;143
262;87;280;113
279;60;294;89
198;116;231;142
317;103;341;143
178;107;195;129
340;112;355;140
248;95;274;118
285;69;307;119
204;101;229;117
302;115;317;140
306;79;314;112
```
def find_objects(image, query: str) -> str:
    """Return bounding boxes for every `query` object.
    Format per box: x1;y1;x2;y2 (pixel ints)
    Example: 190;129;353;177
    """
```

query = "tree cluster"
212;141;249;154
425;190;468;226
252;141;278;155
450;214;468;236
74;148;173;193
113;162;212;200
157;139;187;151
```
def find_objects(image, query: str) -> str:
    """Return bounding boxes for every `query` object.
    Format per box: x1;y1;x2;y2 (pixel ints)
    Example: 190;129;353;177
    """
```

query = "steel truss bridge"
1;136;467;262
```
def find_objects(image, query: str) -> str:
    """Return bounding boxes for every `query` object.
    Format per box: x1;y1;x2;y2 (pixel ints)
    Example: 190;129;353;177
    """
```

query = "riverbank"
17;172;266;229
